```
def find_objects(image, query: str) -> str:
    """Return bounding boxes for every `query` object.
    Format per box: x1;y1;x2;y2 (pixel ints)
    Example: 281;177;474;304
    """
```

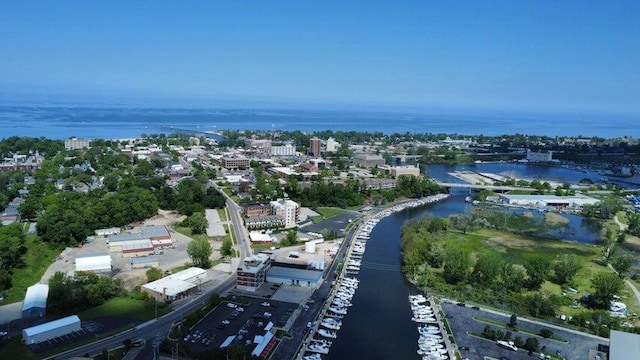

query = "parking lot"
302;211;360;235
28;319;102;353
441;302;608;360
181;299;297;356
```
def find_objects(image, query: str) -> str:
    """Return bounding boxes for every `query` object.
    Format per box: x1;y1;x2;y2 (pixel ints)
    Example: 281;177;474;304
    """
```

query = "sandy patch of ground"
544;212;570;225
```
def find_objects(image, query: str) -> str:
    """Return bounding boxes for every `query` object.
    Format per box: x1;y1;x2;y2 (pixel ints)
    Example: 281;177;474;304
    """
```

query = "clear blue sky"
1;1;638;114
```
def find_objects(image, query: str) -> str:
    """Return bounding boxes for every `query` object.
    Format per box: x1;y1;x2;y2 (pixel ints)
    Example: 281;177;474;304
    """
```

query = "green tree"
553;254;582;285
220;239;233;257
590;272;624;309
146;267;164;282
611;256;632;278
443;247;471;284
189;212;208;235
524;255;550;290
187;239;212;269
500;263;525;292
284;229;297;246
472;251;503;286
508;314;518;328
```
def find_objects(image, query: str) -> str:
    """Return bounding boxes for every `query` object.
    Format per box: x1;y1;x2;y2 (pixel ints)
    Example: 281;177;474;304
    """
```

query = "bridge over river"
435;182;534;192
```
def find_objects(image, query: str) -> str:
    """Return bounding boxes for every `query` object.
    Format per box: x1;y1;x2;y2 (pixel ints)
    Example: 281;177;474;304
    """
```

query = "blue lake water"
1;106;638;139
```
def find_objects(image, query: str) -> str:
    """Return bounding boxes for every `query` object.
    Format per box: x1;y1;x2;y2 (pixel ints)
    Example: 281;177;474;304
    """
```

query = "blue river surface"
327;164;603;360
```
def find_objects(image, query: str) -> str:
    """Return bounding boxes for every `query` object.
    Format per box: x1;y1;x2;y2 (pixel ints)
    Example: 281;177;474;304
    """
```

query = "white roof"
249;232;273;242
142;267;206;297
23;315;80;337
23;284;49;311
75;254;112;272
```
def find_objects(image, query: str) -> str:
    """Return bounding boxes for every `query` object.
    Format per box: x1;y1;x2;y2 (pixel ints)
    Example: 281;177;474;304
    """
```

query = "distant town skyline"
1;1;639;115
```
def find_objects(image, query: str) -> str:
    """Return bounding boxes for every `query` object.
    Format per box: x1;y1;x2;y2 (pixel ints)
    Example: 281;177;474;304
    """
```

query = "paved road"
48;183;252;360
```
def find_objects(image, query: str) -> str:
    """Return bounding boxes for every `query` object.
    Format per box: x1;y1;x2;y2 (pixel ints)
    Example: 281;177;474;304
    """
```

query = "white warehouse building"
22;283;49;318
22;315;81;344
75;254;112;273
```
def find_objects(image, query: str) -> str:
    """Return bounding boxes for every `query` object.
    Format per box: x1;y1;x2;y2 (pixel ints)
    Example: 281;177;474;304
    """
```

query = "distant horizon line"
1;99;638;119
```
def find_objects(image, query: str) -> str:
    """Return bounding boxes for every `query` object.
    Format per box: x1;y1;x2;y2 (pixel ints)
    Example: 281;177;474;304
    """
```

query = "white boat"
332;299;352;308
320;318;342;330
418;326;440;335
412;316;437;323
328;305;347;315
317;328;338;339
304;354;323;360
307;343;330;354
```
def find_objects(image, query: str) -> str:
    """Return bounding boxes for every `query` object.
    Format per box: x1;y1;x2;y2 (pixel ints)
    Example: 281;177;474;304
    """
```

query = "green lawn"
79;297;169;321
173;225;209;242
0;235;59;305
315;207;349;218
217;208;228;222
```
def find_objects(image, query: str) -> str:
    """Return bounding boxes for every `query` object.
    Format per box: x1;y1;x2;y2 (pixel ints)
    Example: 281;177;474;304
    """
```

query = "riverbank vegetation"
401;210;639;336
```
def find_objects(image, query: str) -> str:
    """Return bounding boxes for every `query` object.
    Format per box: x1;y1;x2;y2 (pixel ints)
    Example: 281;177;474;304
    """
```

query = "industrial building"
236;254;272;292
266;266;323;287
22;315;81;344
131;256;159;269
608;330;640;360
526;149;554;162
22;283;49;318
75;254;112;273
498;194;600;209
142;267;206;302
106;226;172;254
94;227;120;236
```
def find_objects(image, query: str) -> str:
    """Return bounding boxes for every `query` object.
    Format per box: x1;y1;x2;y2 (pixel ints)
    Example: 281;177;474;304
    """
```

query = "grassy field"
217;208;228;222
79;297;169;321
436;228;640;317
315;207;349;218
173;226;209;242
0;235;59;305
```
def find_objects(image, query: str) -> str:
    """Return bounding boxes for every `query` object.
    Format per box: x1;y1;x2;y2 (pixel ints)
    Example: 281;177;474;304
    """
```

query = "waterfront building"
498;194;599;209
266;265;323;287
389;165;420;178
526;149;554;162
364;178;397;190
236;253;272;292
309;137;321;156
64;137;91;150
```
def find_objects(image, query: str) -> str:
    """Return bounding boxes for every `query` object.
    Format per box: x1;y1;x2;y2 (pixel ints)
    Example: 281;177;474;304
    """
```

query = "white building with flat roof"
270;199;300;228
142;267;206;302
22;315;81;344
